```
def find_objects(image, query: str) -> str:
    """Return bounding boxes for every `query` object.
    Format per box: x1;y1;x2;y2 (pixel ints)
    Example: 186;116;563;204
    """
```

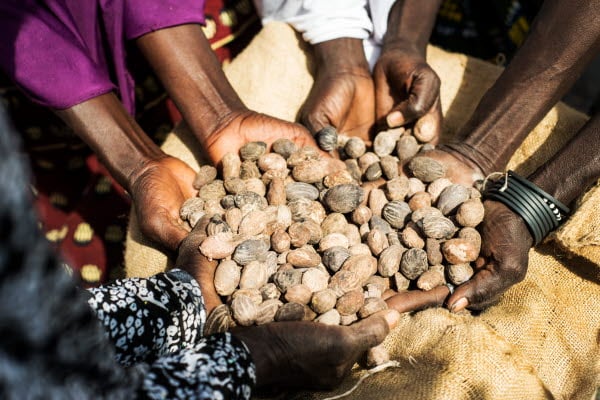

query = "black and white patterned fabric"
88;269;256;400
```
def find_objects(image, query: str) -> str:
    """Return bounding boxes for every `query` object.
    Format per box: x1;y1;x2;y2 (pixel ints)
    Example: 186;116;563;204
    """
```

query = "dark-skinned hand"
373;44;442;144
446;200;532;312
300;38;375;142
129;155;197;254
232;309;399;390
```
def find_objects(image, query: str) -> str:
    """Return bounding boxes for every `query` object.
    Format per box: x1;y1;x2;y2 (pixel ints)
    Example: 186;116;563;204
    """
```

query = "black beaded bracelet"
484;171;570;245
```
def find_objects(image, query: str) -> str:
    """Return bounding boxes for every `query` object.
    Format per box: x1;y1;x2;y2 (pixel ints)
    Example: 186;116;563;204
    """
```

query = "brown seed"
436;184;470;215
336;289;365;315
401;222;425;249
323;184;365;214
447;263;474;285
319;233;350;252
272;138;298;159
316;126;339;152
442;238;479;264
230;295;258;326
358;297;388;319
232;238;269;265
271;229;291;253
260;283;281;301
255;299;283;325
303;305;318;321
222;152;241;180
344;224;362;246
420;215;457;240
364;162;383;181
374;130;402;157
257;152;287;172
411;206;443;224
225;207;243;234
407;177;426;197
381;200;411;229
266;177;286;206
244;177;266;197
232;288;263;305
224;177;246;195
397;135;420;163
323;169;355;188
329;270;362;297
193;165;218;189
302;219;323;244
234;191;267;213
377;245;404;277
348;243;372;257
285;284;313;305
368;188;388;217
238;210;267;237
408;191;432;211
344;159;363;182
322;246;351;273
341;254;377;285
214;260;241;296
239;260;269;290
321;213;348;236
458;227;482;253
456;198;485;227
285;182;320;201
358;152;380;173
200;233;235;260
400;248;429;280
366;275;390;292
198;180;226;201
275;302;305;322
288;222;311;248
292;159;329;183
393;272;411;291
370;215;393;234
417;264;446;291
408;156;446;182
273;269;303;293
204;304;233;335
385;176;410;201
310;289;337;314
379;155;400;180
180;197;205;222
426;238;443;265
315;309;341;325
350;205;371;226
240;141;267;161
287;247;321;268
344;137;367;159
366;228;389;256
302;268;330;292
427;178;453;203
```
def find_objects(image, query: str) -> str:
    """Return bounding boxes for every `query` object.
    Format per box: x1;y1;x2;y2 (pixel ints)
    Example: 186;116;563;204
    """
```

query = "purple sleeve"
0;0;205;112
0;1;115;110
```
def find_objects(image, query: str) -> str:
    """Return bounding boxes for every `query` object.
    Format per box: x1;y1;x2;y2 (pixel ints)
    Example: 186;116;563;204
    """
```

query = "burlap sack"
125;22;600;399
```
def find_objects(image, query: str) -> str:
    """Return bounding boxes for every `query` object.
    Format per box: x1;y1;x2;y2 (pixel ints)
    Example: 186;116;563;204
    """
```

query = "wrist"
313;38;370;75
381;38;425;59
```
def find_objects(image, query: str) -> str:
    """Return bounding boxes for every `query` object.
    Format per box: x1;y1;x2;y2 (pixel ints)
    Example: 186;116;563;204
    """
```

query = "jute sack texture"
125;22;600;399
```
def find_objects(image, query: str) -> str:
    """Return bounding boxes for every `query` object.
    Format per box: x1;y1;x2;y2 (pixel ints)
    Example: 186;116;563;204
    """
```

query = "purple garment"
0;0;205;114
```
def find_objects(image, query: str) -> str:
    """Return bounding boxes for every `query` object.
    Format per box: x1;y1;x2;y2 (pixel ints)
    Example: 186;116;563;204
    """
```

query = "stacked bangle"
484;170;570;245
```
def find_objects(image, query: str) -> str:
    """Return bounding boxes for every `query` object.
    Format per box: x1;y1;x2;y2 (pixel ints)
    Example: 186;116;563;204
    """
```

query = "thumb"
350;309;399;350
446;269;505;312
386;69;440;128
300;108;334;137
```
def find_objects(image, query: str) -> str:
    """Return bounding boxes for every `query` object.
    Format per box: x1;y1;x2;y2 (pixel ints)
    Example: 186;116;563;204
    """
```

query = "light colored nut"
417;264;446;291
442;238;479;264
407;177;426;197
224;177;246;195
385;176;410;201
420;215;457;239
437;184;470;215
255;299;283;325
352;205;372;225
426;238;443;265
427;178;453;202
292;159;329;183
302;268;330;293
225;207;243;234
233;239;269;265
272;138;298;159
344;137;367;159
366;228;389;256
288;222;311;248
408;156;446;182
287;247;321;268
458;227;482;253
271;229;291;253
321;213;348;236
231;295;258;326
214;260;240;296
240;160;261;180
373;129;402;156
447;263;474;285
344;224;362;246
200;233;235;260
319;233;350;251
322;246;351;273
335;289;365;315
380;155;400;180
368;188;388;217
348;243;372;256
257;152;287;172
239;260;269;290
408;191;432;211
329;270;361;297
377;244;404;277
260;283;281;301
358;152;380;173
358;297;388;319
340;313;358;326
393;272;410;291
232;288;263;305
341;254;377;285
285;284;313;305
315;308;341;325
238;209;267;237
456;198;485;227
401;222;425;249
396;135;420;162
324;169;355;188
222;152;241;180
204;304;233;335
364;162;383;181
240;141;267;161
310;289;337;314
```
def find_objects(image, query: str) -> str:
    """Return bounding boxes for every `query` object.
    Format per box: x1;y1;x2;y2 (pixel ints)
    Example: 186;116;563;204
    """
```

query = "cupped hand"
129;156;197;253
373;44;442;144
233;310;399;390
300;68;375;142
175;215;222;314
446;200;532;312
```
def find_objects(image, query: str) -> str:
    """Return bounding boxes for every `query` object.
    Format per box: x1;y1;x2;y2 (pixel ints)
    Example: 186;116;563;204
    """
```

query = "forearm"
55;93;164;192
382;0;443;54
528;111;600;207
444;0;600;176
136;24;246;147
314;38;370;72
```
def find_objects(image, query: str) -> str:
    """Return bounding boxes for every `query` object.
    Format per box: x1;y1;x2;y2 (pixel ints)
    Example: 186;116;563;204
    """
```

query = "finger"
413;98;442;144
300;108;333;137
446;269;506;312
385;285;449;313
349;310;398;349
386;69;441;128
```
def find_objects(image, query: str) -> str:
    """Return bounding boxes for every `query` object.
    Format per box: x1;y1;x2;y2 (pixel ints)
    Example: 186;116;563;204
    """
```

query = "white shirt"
254;0;397;68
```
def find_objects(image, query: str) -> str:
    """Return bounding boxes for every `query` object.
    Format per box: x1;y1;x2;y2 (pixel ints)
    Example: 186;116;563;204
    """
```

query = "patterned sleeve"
87;269;207;366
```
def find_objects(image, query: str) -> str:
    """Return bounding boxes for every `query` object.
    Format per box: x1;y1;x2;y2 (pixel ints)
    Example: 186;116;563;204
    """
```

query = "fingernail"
414;118;436;143
386;111;404;127
382;309;401;329
450;297;469;313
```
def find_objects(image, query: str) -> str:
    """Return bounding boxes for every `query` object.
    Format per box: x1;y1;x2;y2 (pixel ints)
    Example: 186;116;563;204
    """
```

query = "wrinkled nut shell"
436;184;470;215
323;184;365;214
408;156;446;182
329;270;361;297
420;215;457;240
231;295;258;326
322;246;351;273
239;261;269;290
193;165;218;189
204;304;233;335
255;299;283;325
240;141;267;161
214;260;240;296
400;248;429;280
302;268;330;293
273;269;303;293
